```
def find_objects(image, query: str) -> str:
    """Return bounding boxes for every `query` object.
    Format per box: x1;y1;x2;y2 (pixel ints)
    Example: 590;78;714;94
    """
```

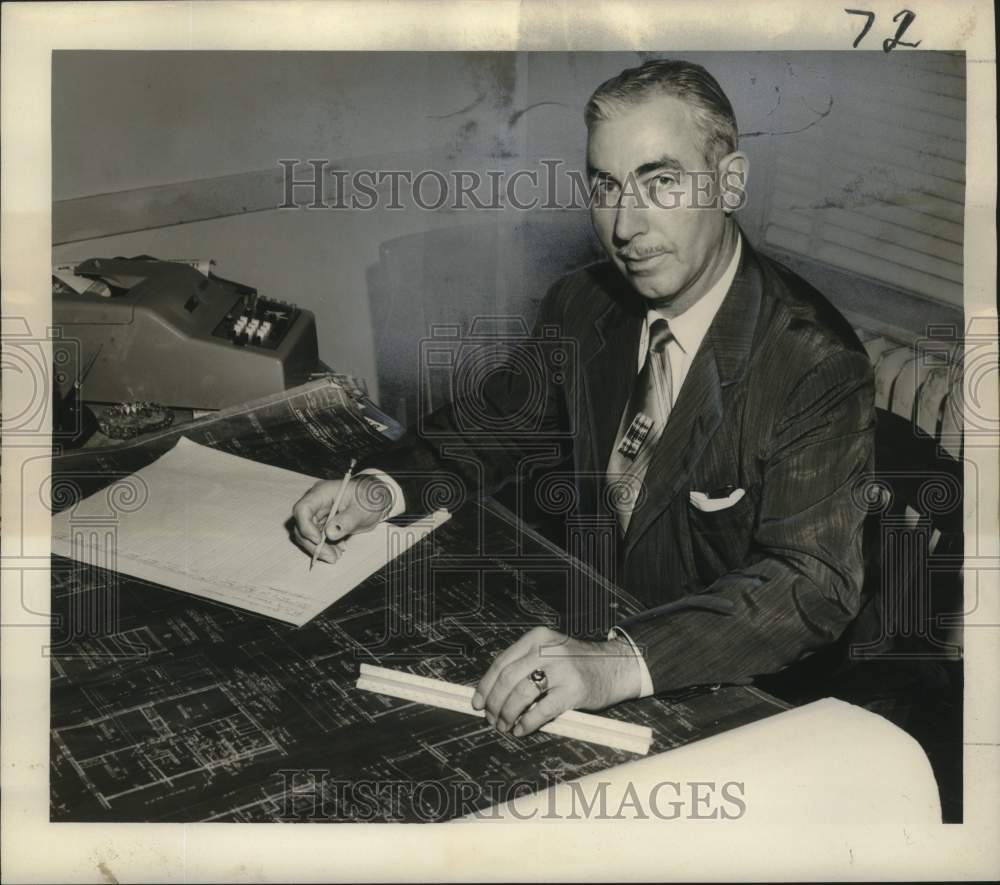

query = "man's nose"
613;191;648;243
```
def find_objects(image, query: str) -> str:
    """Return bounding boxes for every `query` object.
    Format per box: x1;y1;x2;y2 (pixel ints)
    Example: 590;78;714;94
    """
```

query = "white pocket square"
689;488;746;512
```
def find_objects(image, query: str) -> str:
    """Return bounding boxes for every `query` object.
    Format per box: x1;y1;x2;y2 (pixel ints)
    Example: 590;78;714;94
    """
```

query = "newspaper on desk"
51;437;450;626
50;376;402;501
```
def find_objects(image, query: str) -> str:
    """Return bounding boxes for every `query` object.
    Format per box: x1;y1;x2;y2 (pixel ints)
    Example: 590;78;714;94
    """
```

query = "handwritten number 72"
845;8;922;51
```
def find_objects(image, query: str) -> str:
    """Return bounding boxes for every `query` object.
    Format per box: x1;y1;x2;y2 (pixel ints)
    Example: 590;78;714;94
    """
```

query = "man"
292;60;875;738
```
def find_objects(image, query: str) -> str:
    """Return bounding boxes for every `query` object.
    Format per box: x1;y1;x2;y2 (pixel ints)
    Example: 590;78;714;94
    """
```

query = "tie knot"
648;318;673;353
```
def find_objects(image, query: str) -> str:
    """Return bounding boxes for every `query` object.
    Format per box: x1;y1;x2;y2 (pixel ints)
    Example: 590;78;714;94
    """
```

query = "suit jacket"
366;234;876;694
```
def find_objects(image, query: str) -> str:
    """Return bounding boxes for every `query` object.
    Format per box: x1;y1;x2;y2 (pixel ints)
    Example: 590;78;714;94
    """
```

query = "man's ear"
717;152;749;214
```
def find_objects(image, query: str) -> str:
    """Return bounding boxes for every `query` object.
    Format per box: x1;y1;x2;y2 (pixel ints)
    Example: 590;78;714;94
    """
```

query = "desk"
49;381;788;823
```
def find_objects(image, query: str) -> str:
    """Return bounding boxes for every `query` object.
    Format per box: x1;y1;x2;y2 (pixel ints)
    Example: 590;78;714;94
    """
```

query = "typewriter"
52;256;319;411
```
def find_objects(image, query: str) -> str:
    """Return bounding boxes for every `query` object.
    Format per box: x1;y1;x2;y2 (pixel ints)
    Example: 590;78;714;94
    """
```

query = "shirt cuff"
356;468;407;520
608;626;654;699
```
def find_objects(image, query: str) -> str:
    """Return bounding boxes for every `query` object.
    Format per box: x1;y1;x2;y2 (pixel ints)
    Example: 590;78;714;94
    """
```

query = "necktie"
606;318;674;533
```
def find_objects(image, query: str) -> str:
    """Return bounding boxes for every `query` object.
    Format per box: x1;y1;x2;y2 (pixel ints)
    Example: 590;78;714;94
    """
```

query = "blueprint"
49;382;786;822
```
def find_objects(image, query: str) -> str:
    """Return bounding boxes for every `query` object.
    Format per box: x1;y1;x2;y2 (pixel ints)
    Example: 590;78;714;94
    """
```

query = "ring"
528;668;548;694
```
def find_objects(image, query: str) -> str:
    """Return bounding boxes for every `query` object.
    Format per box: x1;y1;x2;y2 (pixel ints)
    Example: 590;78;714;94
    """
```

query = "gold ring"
528;668;548;694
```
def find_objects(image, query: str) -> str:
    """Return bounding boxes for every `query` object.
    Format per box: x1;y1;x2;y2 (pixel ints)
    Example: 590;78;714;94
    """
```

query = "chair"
366;217;603;429
759;325;965;821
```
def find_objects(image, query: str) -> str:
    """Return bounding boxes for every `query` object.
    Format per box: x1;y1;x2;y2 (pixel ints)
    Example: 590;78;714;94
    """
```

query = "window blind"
762;52;965;307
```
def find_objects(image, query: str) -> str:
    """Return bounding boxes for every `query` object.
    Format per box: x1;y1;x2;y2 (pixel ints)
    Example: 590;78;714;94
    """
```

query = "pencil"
310;458;357;571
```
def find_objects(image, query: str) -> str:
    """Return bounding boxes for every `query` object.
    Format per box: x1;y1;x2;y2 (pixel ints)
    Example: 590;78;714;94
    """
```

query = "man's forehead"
586;94;706;173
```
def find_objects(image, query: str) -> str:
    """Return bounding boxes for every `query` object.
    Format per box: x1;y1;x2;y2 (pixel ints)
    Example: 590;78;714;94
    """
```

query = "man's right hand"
291;474;395;563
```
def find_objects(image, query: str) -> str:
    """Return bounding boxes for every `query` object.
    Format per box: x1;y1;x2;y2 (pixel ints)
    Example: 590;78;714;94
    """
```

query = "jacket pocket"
686;490;755;580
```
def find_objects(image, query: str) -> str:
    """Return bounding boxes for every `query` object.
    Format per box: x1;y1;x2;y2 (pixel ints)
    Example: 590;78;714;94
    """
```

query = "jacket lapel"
581;300;643;478
623;238;763;555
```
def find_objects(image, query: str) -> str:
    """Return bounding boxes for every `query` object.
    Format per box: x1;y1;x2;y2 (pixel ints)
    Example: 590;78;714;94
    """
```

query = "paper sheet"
50;437;450;626
476;698;943;824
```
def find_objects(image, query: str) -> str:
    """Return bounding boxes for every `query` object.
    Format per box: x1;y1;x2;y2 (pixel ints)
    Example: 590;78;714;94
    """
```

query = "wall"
52;51;964;409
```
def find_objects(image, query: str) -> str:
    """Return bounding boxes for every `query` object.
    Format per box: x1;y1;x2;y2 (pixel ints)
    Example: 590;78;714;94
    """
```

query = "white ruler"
356;663;653;755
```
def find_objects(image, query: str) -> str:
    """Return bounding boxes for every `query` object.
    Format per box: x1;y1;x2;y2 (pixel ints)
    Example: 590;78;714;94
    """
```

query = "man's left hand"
471;626;641;737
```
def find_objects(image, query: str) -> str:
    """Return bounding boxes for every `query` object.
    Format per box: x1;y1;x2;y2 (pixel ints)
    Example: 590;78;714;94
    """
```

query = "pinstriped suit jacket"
368;235;876;693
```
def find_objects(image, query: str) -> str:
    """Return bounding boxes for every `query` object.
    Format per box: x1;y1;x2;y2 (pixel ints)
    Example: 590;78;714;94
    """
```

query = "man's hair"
585;59;739;167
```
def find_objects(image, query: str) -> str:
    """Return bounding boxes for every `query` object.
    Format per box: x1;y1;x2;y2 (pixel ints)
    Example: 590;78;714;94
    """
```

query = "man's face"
587;94;734;308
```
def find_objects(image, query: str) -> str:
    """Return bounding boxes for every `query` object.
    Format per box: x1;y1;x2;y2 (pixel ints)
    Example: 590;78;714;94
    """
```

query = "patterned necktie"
606;318;674;533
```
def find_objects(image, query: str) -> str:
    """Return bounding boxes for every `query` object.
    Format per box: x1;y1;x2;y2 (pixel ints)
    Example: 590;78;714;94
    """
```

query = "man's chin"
620;269;680;305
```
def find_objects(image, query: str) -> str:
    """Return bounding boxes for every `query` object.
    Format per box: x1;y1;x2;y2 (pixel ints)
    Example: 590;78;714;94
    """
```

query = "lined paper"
51;437;450;626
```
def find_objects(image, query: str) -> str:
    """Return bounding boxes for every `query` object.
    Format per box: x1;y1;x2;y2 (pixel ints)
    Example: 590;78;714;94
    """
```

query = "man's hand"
471;626;641;737
291;474;394;563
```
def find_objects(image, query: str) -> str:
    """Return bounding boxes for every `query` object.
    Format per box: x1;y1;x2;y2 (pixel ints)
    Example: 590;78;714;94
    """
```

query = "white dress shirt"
637;236;743;382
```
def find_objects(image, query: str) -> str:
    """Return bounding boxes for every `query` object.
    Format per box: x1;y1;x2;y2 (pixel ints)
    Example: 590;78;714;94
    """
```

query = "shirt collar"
647;234;743;355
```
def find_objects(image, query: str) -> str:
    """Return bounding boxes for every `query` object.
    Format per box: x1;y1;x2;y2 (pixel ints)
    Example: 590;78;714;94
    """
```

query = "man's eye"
591;178;620;206
652;173;678;187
